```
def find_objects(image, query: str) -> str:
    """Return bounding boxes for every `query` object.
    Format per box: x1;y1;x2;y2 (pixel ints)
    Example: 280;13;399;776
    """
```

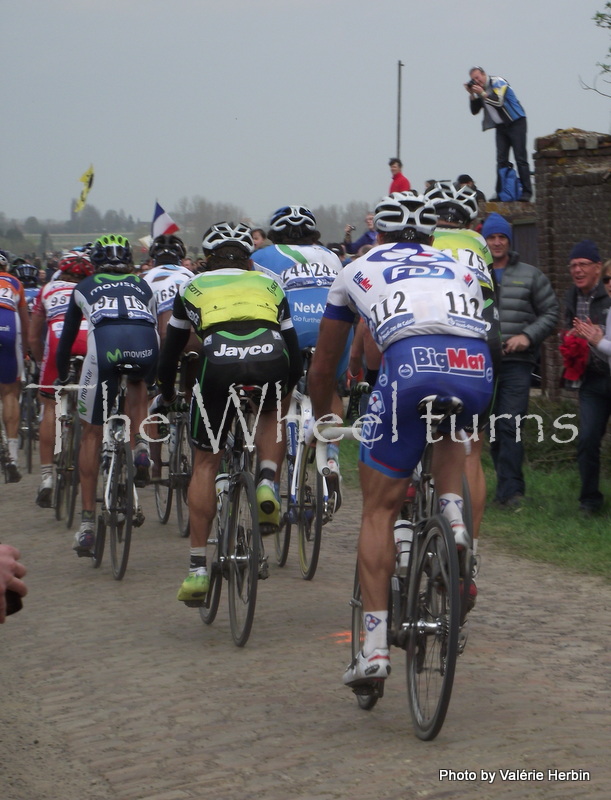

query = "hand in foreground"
0;544;27;623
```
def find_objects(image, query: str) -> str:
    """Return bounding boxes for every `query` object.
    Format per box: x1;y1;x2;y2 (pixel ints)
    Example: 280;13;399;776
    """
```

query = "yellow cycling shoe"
177;568;210;606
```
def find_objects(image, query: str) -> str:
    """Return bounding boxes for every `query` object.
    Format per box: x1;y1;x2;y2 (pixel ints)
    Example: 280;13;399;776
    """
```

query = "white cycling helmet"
202;222;254;256
374;192;438;237
424;181;478;224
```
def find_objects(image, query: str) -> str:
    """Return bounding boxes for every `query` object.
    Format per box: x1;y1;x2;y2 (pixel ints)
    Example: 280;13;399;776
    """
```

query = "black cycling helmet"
268;205;317;240
11;262;40;288
149;234;187;263
90;234;133;273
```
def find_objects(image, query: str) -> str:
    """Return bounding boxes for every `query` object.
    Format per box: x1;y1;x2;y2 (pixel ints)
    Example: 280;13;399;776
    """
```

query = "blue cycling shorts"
0;308;23;384
359;334;494;478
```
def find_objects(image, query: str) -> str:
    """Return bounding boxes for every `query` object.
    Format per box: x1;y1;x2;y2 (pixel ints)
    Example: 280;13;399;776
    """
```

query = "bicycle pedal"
259;523;279;537
132;510;146;528
458;622;469;655
182;599;205;608
258;557;270;580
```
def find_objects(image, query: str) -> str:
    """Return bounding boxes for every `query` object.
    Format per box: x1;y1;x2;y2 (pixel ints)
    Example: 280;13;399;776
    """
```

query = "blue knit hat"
569;239;601;263
481;212;512;244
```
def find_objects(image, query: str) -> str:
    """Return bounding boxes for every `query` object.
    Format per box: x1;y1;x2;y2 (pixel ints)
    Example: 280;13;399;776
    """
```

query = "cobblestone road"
1;464;610;800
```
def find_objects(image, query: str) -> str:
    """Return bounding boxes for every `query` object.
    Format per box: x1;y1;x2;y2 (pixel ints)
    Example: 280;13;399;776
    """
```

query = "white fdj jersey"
143;263;194;314
324;242;489;350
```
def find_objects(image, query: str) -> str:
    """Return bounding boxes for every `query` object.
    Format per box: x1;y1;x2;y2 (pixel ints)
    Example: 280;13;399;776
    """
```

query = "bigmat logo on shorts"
413;346;486;375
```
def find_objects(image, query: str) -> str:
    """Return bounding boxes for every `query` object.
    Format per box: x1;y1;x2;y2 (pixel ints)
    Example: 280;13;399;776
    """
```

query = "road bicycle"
154;351;198;537
327;395;473;740
91;364;144;580
54;356;83;527
0;418;11;482
20;356;40;474
276;349;341;580
199;384;266;647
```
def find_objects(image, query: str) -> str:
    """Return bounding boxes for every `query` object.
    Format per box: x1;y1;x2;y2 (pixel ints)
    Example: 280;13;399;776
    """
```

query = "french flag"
151;202;179;239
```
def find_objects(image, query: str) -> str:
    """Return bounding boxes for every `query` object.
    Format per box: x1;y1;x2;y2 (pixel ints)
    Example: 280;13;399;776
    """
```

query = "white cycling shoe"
343;648;391;686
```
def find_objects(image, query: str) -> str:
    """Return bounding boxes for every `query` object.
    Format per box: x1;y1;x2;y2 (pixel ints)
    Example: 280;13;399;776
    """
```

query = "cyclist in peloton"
56;235;159;556
143;234;200;481
154;222;302;606
425;180;501;580
251;204;350;507
142;234;197;349
11;259;41;312
29;250;93;507
0;252;30;482
308;192;494;688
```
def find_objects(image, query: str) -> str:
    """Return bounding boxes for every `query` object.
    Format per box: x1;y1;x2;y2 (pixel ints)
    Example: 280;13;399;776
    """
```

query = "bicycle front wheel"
108;441;134;581
91;512;106;569
199;516;223;626
227;472;260;647
296;445;323;580
174;417;192;538
406;515;460;741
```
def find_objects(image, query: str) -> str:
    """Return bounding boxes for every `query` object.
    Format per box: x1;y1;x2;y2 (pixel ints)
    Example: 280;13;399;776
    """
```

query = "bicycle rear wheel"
227;472;260;647
296;444;323;580
108;441;134;581
349;563;381;711
154;436;173;524
21;386;36;474
174;417;192;538
406;515;460;741
274;452;293;567
66;418;81;529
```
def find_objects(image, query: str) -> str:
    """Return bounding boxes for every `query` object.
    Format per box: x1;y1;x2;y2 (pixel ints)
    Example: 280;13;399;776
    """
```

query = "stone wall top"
535;128;611;158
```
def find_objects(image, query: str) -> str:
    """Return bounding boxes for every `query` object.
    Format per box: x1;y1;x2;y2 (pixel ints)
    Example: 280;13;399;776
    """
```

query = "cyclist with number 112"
308;192;494;689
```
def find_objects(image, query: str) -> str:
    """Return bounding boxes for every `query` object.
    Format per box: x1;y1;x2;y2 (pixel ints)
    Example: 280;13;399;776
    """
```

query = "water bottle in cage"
215;473;229;516
393;519;414;577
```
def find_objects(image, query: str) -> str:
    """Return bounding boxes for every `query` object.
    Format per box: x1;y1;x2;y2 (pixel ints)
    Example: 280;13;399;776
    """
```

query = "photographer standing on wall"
466;66;532;203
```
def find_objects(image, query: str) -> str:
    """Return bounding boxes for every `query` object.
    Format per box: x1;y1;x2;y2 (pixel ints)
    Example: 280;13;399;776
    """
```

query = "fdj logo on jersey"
413;346;486;376
383;264;455;283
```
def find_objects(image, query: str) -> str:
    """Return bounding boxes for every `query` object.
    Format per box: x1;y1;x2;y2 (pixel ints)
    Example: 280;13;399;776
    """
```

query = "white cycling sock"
8;438;19;462
363;610;388;656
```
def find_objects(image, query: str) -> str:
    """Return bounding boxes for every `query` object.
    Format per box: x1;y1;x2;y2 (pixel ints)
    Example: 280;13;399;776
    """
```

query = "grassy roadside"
336;395;611;582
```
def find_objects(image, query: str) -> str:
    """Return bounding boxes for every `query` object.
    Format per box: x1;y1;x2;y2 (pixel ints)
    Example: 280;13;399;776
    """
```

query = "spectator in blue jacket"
343;212;376;255
466;66;532;203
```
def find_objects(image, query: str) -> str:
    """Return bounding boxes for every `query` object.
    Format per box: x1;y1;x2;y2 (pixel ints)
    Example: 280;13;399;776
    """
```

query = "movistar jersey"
56;272;157;383
251;243;341;347
66;271;156;328
169;268;294;337
324;242;489;350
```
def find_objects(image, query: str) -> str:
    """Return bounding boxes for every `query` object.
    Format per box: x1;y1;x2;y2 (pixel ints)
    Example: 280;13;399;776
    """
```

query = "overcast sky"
1;0;609;229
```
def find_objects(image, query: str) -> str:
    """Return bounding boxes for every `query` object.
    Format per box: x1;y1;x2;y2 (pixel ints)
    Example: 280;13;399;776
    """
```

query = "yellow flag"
74;164;94;212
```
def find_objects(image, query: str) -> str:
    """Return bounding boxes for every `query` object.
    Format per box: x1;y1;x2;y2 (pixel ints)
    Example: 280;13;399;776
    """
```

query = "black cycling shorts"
190;326;289;451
